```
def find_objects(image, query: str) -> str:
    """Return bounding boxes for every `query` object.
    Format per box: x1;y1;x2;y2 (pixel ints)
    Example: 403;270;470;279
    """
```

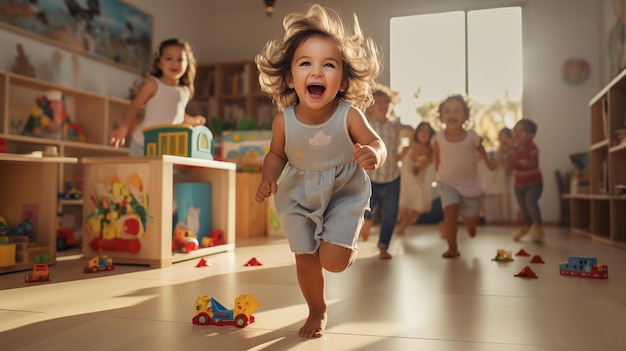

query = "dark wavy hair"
151;38;197;100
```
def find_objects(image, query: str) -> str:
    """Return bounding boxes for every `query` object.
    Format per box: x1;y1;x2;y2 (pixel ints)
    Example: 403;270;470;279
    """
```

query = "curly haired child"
254;4;384;338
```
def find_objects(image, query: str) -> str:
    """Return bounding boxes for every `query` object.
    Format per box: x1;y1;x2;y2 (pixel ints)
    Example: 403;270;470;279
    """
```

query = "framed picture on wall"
0;0;152;74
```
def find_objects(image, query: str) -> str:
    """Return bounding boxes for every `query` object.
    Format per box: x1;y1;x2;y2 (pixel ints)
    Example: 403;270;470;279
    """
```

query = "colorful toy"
84;173;148;254
58;177;83;200
192;294;260;328
25;263;51;282
514;266;537;278
13;219;35;242
515;249;530;256
201;230;225;247
491;249;514;262
172;228;199;253
143;124;213;159
559;256;608;279
84;255;115;273
22;90;85;141
530;255;545;264
244;257;262;266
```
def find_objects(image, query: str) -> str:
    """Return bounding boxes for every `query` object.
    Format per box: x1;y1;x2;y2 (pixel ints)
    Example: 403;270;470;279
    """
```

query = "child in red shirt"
509;119;544;242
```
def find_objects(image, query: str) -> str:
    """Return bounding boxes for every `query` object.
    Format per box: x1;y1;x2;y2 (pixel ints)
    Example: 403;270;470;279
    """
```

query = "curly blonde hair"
255;4;381;111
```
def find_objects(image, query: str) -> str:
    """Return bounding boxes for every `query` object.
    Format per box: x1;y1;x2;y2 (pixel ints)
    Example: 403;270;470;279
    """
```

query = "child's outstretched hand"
256;178;278;203
109;126;129;148
353;143;380;171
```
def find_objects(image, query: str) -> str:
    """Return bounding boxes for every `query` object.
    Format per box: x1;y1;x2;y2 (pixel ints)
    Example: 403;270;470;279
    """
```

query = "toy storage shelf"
188;61;277;131
80;155;236;268
567;67;626;250
0;70;131;243
0;153;77;274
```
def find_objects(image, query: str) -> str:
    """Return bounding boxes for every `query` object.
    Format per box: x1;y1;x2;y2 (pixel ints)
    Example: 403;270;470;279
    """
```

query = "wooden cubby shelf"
567;68;626;249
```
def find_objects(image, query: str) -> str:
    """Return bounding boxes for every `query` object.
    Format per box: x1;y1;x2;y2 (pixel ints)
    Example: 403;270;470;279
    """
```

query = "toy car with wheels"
192;294;259;328
25;264;51;282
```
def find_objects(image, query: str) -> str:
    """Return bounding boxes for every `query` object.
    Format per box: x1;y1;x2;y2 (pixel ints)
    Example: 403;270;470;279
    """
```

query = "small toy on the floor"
514;266;537;278
84;255;115;273
192;294;260;328
559;256;608;279
492;249;514;262
25;263;51;282
244;257;263;266
195;258;212;267
515;249;530;256
530;255;545;264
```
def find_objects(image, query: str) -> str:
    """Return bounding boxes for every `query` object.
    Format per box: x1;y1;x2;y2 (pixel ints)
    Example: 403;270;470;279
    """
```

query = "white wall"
0;0;607;223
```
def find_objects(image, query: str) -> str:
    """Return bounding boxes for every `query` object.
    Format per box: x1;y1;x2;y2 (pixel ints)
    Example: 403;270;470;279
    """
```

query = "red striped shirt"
512;142;542;186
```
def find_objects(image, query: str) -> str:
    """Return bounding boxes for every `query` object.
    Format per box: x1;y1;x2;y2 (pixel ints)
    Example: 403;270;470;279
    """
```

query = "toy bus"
143;124;213;160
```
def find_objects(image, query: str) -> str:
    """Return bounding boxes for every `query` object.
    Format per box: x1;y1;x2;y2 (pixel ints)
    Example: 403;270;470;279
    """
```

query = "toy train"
142;124;213;160
559;256;608;279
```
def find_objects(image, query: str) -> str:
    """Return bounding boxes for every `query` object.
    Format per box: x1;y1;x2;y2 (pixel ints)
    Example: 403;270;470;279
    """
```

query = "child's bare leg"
396;207;406;224
359;219;372;241
397;210;418;234
442;204;460;258
295;253;327;338
463;216;480;238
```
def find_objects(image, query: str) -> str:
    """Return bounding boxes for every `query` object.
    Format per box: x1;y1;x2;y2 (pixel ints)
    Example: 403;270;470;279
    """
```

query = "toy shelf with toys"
0;69;132;247
0;152;77;274
80;155;236;268
565;67;626;250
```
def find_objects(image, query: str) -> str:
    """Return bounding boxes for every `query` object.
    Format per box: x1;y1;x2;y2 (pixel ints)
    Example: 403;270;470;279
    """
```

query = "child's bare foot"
299;311;327;338
468;227;477;238
442;250;460;258
379;249;392;259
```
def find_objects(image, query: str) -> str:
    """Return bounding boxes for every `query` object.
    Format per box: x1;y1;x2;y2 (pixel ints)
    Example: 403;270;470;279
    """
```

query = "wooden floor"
1;224;625;351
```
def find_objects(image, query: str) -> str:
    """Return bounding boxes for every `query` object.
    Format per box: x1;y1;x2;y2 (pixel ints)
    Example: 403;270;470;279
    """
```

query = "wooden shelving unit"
0;70;132;257
187;60;276;131
567;68;626;249
81;155;236;268
0;153;77;274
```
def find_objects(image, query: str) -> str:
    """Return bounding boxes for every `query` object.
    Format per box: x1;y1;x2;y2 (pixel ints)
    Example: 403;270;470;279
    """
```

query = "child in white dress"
396;122;434;234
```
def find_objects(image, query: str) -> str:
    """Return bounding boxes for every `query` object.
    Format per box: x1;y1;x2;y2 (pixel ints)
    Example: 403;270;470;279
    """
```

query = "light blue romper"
274;101;371;254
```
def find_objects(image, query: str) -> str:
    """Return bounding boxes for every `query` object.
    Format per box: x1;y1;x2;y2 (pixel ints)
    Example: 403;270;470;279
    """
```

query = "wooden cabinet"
187;61;276;131
235;172;267;238
81;155;236;268
0;153;77;274
0;70;131;238
567;68;626;249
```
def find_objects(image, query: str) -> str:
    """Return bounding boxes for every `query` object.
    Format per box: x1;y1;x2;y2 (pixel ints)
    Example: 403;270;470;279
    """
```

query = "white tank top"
132;76;190;145
435;129;482;197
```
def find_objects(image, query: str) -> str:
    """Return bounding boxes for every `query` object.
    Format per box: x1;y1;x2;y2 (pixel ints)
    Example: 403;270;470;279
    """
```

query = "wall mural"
0;0;152;73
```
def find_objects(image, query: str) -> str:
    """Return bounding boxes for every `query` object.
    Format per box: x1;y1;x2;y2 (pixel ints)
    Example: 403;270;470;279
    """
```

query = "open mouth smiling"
307;84;325;96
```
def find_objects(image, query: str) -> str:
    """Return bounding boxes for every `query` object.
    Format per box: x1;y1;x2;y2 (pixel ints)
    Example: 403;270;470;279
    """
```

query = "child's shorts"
438;181;481;217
